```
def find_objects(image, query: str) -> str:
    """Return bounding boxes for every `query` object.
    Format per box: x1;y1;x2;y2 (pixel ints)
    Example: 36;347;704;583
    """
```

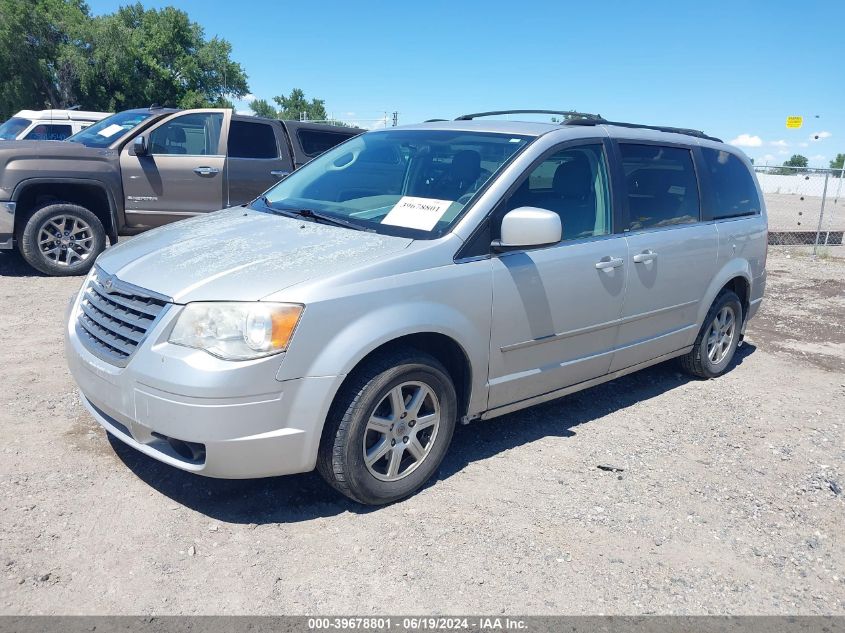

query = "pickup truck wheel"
18;202;106;276
317;349;457;505
680;290;743;379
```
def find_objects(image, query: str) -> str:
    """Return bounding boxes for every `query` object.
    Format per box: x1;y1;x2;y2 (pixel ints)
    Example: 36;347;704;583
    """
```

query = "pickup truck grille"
75;269;169;366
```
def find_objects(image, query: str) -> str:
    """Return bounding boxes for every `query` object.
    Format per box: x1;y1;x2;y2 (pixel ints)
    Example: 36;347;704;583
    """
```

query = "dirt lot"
0;247;843;615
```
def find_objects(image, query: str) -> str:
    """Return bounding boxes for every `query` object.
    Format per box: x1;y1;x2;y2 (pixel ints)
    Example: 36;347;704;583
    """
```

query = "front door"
120;109;230;229
488;142;627;410
610;142;718;372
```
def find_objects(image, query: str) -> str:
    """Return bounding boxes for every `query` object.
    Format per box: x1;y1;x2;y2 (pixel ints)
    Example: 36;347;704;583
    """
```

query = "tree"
249;88;352;126
830;153;844;175
783;154;808;168
0;0;249;119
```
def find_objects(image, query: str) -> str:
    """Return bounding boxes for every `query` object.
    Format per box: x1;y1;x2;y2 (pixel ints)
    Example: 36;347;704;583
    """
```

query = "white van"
0;109;111;141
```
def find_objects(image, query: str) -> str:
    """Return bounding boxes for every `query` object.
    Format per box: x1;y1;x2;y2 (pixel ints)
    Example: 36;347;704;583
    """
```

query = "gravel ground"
0;247;843;615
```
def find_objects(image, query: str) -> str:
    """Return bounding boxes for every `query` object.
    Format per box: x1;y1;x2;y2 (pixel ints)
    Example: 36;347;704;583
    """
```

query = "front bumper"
0;201;14;249
64;289;341;479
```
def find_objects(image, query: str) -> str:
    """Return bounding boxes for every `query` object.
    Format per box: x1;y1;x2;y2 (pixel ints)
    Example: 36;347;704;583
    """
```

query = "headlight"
169;302;303;360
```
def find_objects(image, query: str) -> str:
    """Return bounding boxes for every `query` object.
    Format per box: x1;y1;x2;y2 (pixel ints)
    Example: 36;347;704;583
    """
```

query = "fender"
696;257;752;327
12;177;121;243
285;300;488;417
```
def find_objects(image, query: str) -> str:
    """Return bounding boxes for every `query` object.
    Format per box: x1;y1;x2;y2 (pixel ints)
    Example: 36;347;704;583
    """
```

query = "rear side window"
25;124;73;141
620;144;700;231
298;129;357;157
228;120;278;159
700;147;761;219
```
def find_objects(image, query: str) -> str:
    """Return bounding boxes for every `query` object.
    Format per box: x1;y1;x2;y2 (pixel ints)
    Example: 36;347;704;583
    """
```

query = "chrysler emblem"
103;276;115;292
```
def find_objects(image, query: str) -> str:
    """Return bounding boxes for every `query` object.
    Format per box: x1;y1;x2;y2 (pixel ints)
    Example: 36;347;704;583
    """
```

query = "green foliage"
783;154;808;168
830;153;844;173
0;0;248;119
250;88;352;126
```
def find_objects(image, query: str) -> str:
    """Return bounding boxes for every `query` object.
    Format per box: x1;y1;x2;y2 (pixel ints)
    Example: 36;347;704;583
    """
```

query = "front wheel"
18;202;106;276
317;349;457;505
680;290;743;379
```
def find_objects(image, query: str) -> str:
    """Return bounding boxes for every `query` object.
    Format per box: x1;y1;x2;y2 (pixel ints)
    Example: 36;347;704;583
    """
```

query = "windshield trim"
255;129;537;241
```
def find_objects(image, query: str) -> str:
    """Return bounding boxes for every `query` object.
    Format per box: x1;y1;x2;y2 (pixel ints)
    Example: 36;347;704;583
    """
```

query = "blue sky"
86;0;845;167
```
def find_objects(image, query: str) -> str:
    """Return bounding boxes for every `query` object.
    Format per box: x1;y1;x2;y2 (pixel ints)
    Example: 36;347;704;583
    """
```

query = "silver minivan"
65;110;767;504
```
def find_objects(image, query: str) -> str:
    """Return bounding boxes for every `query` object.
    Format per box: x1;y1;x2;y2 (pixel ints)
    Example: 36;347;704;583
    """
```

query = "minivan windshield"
259;129;531;238
0;117;32;140
66;110;154;148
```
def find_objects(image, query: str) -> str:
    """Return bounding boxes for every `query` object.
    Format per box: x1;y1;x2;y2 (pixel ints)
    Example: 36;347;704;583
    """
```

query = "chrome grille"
75;269;169;366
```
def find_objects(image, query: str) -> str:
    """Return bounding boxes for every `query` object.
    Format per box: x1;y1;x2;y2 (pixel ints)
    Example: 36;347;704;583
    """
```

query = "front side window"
25;124;72;141
149;113;223;156
228;120;278;158
499;143;612;241
700;147;761;219
66;111;154;148
0;117;32;140
620;144;700;231
260;130;531;238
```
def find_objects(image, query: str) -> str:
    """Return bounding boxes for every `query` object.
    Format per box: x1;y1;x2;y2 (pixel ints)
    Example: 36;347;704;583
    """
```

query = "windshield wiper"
258;197;369;232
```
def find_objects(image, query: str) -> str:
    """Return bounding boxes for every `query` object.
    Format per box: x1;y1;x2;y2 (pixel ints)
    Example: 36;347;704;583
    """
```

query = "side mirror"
492;207;562;252
131;135;148;156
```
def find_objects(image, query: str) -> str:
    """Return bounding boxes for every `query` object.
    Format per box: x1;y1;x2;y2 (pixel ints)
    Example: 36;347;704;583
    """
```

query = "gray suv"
65;110;767;505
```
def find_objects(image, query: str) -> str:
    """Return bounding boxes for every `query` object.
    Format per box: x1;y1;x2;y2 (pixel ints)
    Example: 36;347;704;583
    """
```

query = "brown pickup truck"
0;107;362;275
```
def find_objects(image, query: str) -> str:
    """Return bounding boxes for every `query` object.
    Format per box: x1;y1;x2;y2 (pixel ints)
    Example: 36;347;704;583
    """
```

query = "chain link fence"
754;166;844;251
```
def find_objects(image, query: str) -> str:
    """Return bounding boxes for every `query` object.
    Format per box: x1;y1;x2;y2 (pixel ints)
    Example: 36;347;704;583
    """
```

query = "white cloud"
798;142;809;147
810;131;831;141
770;139;789;147
760;154;776;163
243;93;257;103
777;149;789;155
729;133;763;148
235;109;252;115
810;154;826;161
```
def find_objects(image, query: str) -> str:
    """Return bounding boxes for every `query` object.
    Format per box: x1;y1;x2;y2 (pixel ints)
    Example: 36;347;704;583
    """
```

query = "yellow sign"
786;116;803;129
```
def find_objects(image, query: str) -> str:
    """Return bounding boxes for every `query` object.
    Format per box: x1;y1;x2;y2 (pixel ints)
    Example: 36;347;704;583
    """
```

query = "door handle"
193;166;219;177
270;170;290;178
632;250;658;264
595;256;624;270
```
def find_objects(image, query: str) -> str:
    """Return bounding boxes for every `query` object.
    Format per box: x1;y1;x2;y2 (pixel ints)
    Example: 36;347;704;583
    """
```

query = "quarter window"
700;147;761;219
228;120;278;159
149;113;223;156
500;144;612;241
620;144;700;231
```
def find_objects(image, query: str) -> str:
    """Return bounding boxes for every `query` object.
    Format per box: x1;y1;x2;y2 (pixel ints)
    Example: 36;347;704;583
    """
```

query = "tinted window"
701;147;761;219
298;129;357;157
24;124;72;141
500;144;612;241
620;144;700;231
150;113;223;156
228;120;278;159
66;110;153;148
0;117;32;140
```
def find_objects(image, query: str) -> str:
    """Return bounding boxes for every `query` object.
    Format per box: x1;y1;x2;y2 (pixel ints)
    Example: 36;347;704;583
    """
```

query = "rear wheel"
680;290;743;378
18;202;106;276
317;349;457;505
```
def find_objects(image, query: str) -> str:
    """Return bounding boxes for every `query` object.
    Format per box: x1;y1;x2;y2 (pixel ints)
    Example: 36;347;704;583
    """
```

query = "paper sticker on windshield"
97;123;125;138
381;196;453;231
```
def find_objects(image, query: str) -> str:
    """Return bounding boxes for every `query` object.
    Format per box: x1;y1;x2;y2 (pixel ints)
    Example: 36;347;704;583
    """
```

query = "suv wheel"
680;290;743;379
18;202;106;276
317;349;457;505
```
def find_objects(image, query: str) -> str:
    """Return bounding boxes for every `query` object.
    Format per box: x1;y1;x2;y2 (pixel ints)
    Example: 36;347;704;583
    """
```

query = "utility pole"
392;111;398;127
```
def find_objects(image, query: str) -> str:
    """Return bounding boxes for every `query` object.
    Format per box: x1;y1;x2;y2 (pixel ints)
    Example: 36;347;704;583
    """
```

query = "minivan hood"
96;208;413;302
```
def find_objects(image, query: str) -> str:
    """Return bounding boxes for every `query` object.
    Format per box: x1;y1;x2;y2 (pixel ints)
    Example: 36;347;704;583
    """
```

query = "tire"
18;202;106;276
680;290;743;379
317;348;458;505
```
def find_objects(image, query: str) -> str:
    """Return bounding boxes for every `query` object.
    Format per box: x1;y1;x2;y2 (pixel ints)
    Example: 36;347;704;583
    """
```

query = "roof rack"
565;117;722;142
455;109;603;121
